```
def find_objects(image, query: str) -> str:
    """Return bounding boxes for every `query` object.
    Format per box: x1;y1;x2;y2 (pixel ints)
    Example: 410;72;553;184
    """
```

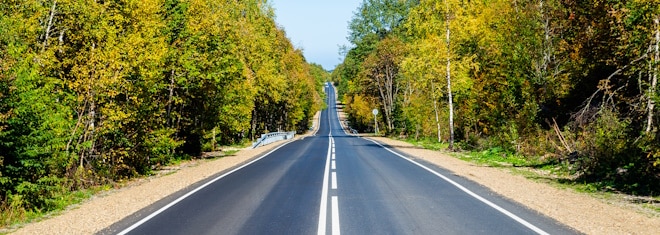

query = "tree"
443;0;455;149
0;0;325;222
361;36;407;132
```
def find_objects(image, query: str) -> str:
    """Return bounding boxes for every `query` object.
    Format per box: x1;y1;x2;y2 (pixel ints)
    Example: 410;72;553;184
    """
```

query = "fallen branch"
549;118;572;153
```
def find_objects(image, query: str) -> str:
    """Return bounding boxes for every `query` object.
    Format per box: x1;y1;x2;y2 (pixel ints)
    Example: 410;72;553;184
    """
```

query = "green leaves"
337;0;660;193
0;0;325;222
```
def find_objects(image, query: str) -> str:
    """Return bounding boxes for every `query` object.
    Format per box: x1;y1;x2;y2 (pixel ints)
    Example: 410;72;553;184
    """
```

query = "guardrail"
342;120;358;135
251;131;296;149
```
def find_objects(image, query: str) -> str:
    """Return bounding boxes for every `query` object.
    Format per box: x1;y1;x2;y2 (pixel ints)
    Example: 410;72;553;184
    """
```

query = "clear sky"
270;0;362;71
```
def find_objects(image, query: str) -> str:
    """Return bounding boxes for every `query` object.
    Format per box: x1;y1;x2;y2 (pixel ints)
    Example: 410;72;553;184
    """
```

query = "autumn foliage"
0;0;325;221
335;0;660;195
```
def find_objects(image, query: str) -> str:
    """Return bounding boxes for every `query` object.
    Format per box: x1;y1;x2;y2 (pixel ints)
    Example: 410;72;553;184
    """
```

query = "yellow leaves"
346;94;377;125
100;104;130;129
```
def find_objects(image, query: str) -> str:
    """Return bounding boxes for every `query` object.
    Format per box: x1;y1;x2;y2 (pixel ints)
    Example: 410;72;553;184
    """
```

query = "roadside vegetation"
335;0;660;199
395;136;660;215
0;0;328;228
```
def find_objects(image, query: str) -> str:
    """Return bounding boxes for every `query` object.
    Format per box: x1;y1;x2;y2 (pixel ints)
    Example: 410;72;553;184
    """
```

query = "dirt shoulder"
368;136;660;235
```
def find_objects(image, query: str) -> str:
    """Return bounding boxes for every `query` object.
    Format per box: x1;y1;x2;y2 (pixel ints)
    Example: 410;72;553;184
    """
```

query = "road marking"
117;140;296;235
331;160;336;170
364;138;550;235
318;137;332;235
331;172;337;189
332;153;335;160
331;196;340;235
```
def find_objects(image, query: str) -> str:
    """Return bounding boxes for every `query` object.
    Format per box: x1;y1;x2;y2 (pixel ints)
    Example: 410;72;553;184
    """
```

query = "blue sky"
270;0;362;70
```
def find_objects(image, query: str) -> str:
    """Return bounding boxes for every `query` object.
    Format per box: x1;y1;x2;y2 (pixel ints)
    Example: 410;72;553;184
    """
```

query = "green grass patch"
456;147;532;167
399;137;449;151
223;149;239;156
0;184;112;231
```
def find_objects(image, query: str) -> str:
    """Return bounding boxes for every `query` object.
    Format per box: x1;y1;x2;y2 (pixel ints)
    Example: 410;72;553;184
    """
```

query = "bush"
573;109;630;178
569;109;659;195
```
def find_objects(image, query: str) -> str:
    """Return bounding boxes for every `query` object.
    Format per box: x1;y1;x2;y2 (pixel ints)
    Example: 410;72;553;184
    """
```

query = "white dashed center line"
319;135;341;235
331;172;338;189
331;196;341;235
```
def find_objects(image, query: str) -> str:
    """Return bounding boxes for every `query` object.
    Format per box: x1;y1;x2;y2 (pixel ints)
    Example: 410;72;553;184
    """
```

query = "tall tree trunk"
167;69;175;128
445;0;455;150
251;108;257;140
212;127;216;151
400;77;413;137
539;0;548;77
81;42;97;167
647;16;659;133
375;73;391;133
432;82;441;143
42;0;57;51
87;98;96;162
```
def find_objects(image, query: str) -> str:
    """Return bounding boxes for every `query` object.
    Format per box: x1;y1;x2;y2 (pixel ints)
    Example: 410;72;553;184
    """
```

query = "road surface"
103;83;577;235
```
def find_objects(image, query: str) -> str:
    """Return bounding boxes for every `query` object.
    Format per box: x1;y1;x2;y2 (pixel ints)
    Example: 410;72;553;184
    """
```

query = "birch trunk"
647;17;659;133
42;0;57;51
432;82;441;143
167;70;175;127
445;0;455;150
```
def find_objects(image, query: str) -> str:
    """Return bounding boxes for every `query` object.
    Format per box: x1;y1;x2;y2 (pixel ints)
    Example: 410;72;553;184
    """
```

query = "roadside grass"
0;184;112;233
1;142;249;231
398;137;660;217
396;137;449;151
454;147;533;167
223;149;240;156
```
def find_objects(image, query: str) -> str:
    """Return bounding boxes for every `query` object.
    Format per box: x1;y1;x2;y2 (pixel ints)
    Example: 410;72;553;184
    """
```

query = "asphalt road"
104;83;578;235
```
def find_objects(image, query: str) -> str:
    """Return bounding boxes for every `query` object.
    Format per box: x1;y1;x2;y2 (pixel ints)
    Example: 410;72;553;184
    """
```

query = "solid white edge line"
117;140;297;235
331;172;337;189
331;196;340;235
363;138;550;235
332;83;353;137
317;137;332;235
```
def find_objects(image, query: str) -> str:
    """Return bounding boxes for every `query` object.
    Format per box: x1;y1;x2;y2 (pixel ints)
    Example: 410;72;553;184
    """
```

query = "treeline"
334;0;659;194
0;0;325;219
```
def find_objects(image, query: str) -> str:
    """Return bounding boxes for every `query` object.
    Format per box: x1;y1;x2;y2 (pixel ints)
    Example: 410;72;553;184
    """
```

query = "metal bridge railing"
251;131;296;149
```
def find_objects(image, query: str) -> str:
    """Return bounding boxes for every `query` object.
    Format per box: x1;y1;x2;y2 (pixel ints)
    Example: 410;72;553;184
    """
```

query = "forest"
0;0;326;223
334;0;659;195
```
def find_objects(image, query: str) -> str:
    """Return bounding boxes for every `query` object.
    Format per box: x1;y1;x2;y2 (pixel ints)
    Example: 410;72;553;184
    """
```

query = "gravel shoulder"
10;107;660;235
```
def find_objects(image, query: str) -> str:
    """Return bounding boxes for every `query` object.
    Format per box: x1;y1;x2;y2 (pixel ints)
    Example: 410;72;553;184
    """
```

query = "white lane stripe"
117;140;296;235
364;138;550;235
331;160;336;170
331;172;337;189
331;196;340;235
332;153;335;160
318;137;332;235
